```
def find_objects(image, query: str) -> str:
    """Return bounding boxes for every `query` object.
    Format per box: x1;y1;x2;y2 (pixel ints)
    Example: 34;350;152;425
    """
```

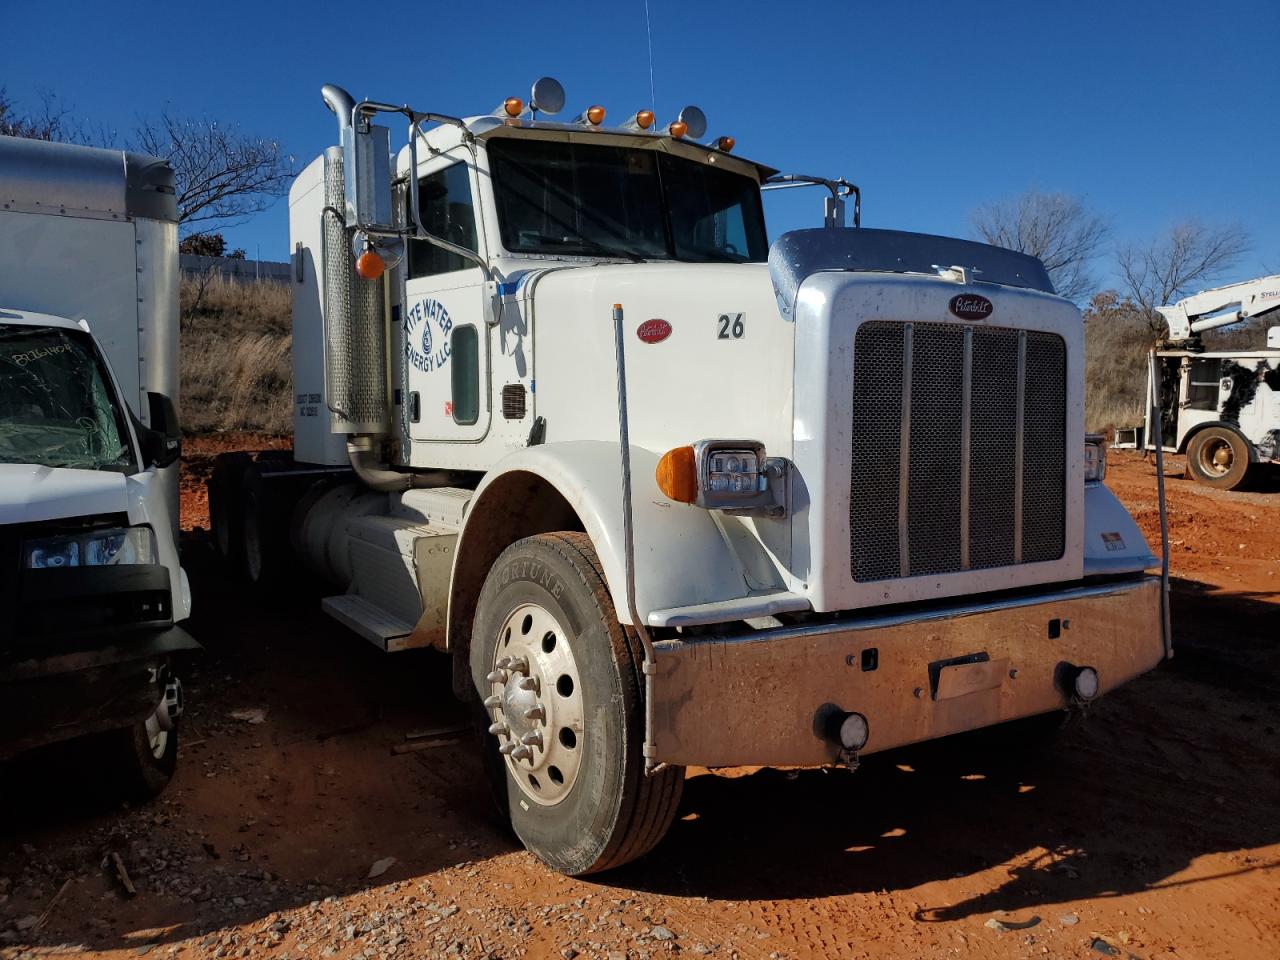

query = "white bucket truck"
1114;274;1280;489
210;79;1168;874
0;135;192;797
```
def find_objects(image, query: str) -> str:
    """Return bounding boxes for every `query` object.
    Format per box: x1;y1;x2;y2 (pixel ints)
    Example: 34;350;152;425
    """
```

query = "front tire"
1186;426;1252;490
471;532;683;875
106;707;179;802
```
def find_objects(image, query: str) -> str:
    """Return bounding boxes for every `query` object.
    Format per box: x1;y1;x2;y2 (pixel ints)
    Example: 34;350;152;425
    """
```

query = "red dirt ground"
2;442;1276;960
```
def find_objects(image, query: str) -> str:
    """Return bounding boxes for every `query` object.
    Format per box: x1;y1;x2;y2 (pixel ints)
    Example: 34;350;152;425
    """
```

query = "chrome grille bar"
1013;330;1027;564
897;322;914;578
959;327;973;571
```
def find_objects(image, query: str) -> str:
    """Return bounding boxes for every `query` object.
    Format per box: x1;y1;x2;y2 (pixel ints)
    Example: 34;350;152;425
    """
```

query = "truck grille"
849;320;1066;582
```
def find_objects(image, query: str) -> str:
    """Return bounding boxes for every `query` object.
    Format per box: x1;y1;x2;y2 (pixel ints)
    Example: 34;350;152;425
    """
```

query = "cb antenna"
644;0;657;113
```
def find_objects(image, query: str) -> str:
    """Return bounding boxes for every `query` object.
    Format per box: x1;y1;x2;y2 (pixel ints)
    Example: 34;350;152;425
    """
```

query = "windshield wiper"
527;233;646;263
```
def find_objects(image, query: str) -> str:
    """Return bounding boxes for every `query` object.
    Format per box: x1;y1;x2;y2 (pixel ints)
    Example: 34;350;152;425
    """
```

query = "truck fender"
445;440;776;691
1083;482;1158;577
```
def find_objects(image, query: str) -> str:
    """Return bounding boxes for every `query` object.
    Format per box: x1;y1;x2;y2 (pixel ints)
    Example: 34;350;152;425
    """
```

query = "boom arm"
1158;274;1280;342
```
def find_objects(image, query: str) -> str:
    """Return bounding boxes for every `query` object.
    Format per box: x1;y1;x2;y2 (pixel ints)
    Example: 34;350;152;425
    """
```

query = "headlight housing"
655;439;789;517
24;526;158;569
1084;434;1107;484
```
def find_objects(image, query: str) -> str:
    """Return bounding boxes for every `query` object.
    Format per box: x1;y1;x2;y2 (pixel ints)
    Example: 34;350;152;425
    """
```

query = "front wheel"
106;675;182;802
1186;426;1252;490
471;532;683;875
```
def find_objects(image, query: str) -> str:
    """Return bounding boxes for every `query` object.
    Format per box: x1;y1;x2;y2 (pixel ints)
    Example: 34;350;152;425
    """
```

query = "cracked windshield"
0;323;134;471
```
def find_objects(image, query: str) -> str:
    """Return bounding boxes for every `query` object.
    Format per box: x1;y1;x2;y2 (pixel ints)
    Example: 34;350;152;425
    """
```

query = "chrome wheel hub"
145;674;183;760
1203;439;1233;475
484;603;584;806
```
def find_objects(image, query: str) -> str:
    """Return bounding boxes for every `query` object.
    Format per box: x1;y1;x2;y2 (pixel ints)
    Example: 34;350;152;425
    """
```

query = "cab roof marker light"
574;105;607;126
667;119;688;138
713;135;736;152
621;110;656;132
495;97;524;118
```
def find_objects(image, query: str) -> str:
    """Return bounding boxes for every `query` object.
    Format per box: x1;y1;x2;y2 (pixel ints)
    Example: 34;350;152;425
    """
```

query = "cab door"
403;153;489;442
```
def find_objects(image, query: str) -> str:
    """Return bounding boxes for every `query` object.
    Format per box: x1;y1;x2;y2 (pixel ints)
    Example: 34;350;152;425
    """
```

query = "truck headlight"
656;440;788;517
24;526;158;569
1084;434;1107;484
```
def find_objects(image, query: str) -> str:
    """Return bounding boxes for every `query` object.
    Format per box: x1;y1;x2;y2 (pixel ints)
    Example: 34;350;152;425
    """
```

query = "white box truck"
0;135;193;798
210;79;1168;874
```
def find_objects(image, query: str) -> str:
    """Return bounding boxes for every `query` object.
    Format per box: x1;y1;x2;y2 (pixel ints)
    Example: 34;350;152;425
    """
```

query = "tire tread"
533;532;683;874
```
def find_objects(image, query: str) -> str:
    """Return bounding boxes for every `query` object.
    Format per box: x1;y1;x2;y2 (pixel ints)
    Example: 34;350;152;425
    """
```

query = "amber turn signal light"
714;135;735;152
355;249;385;280
586;105;606;125
503;97;524;118
668;120;688;138
656;446;698;503
635;109;654;129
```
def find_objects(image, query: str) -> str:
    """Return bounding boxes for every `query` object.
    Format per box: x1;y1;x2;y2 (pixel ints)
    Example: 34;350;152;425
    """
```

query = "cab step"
320;595;418;653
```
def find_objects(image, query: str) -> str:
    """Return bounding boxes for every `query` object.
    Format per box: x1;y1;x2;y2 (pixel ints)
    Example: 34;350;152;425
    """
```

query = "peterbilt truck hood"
0;463;130;525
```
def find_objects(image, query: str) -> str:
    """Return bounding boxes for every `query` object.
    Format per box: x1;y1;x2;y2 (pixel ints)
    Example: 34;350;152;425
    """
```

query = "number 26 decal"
717;313;745;339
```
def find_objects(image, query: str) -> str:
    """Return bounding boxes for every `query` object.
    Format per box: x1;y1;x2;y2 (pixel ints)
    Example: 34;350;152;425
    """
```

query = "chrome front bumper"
648;576;1164;767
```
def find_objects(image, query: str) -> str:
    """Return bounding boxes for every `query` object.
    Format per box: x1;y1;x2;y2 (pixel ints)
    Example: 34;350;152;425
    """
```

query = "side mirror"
345;114;394;232
140;392;181;469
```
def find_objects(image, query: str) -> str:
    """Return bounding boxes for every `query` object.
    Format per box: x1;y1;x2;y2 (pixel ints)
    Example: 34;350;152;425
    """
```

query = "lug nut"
507;656;529;675
496;657;512;669
520;731;543;748
486;670;508;684
523;704;546;722
483;694;502;710
511;745;533;761
488;721;508;736
498;742;516;756
517;676;540;693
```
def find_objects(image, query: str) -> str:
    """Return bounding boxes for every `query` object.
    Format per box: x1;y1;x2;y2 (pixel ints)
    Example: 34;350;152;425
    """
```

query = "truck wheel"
1187;426;1252;490
209;452;251;566
471;532;684;875
241;464;294;584
106;677;182;802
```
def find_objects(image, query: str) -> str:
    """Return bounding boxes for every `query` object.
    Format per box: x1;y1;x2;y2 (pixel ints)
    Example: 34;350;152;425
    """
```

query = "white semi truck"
209;79;1168;875
1114;275;1280;490
0;136;192;797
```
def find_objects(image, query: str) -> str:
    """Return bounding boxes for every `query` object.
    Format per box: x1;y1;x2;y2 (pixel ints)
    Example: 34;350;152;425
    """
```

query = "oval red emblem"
637;319;672;344
949;294;994;320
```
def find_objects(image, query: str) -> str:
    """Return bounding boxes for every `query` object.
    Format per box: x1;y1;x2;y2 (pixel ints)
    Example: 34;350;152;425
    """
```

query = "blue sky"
7;0;1278;291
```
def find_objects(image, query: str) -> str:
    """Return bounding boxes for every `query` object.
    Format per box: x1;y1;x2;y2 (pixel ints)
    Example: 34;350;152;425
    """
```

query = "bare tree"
971;189;1109;302
0;87;75;141
2;90;291;236
130;110;293;234
1117;221;1251;333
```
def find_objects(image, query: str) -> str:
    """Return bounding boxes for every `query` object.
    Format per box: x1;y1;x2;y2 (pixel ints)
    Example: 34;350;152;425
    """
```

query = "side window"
1186;358;1222;410
450;326;480;425
408;162;478;278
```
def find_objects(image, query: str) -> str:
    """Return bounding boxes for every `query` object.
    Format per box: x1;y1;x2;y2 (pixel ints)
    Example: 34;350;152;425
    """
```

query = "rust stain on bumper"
649;577;1164;767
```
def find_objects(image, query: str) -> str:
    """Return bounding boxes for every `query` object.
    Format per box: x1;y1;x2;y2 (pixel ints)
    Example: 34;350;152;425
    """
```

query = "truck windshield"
0;324;135;473
487;138;769;263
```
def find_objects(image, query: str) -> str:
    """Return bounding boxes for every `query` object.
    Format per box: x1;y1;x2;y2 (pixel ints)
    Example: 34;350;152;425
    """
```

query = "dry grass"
1084;318;1152;434
180;274;292;434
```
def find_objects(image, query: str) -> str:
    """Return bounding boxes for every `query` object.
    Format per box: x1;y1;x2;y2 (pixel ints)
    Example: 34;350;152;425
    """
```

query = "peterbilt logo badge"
637;319;672;344
949;294;994;320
